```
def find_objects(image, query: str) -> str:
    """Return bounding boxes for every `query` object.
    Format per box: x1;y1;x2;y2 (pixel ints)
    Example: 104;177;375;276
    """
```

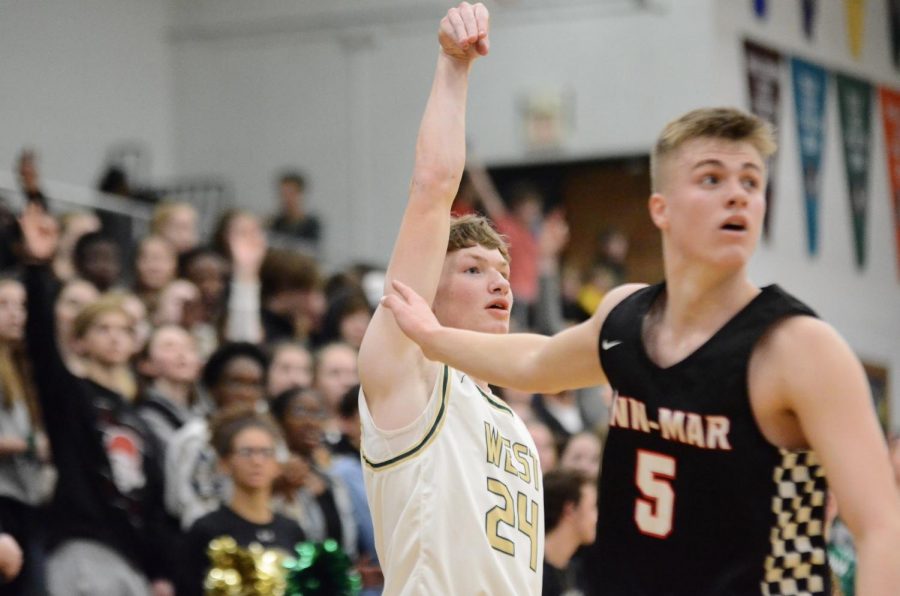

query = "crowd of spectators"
0;149;617;595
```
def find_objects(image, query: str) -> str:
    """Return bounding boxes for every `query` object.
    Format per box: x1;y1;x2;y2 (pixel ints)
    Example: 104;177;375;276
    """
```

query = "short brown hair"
651;107;776;192
260;248;321;300
544;468;592;533
448;214;510;262
209;403;282;458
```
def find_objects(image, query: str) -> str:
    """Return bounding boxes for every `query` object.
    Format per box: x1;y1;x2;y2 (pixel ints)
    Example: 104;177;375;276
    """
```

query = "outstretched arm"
382;279;643;393
358;2;490;429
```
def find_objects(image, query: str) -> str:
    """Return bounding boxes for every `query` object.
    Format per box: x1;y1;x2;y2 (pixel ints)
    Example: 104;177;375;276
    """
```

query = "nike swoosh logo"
602;340;623;350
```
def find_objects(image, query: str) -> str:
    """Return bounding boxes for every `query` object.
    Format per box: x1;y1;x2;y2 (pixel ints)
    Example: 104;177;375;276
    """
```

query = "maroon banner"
879;87;900;278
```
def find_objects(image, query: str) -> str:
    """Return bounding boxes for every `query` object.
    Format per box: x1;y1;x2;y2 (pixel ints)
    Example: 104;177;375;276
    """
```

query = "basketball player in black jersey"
381;107;900;594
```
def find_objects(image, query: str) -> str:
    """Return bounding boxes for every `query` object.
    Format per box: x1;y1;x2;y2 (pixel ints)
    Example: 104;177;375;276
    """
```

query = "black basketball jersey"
588;283;830;596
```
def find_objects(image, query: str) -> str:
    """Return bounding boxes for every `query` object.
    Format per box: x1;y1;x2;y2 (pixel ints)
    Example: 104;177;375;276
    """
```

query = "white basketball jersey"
360;364;544;596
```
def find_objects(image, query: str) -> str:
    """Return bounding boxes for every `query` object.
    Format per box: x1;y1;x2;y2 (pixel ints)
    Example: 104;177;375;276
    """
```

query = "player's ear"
648;192;669;231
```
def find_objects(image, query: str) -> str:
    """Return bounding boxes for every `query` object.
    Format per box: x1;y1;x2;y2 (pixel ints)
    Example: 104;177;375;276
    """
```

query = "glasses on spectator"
289;405;329;420
232;447;276;459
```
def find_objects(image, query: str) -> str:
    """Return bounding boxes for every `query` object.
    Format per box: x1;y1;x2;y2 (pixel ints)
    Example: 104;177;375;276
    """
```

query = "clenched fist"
439;2;490;61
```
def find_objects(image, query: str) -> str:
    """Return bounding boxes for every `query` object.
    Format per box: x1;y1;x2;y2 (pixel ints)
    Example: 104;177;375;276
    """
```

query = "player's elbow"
410;164;460;199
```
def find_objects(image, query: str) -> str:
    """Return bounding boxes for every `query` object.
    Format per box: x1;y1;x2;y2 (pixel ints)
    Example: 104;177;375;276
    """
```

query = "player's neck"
661;262;758;335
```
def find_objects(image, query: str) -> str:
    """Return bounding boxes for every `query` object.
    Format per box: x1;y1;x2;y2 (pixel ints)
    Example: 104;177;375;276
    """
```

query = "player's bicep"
778;319;897;536
358;307;425;400
359;197;451;391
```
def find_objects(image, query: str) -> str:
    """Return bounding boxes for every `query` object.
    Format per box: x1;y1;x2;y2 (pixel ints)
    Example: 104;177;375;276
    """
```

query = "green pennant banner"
836;74;873;268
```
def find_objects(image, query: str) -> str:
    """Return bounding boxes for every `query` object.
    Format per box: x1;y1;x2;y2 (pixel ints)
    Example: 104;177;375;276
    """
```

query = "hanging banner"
754;0;768;19
801;0;818;40
744;41;782;239
890;0;900;69
879;87;900;278
791;58;828;256
844;0;866;59
835;74;873;268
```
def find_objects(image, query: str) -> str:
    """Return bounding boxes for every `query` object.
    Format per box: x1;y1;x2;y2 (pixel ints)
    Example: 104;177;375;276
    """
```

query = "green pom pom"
284;541;361;596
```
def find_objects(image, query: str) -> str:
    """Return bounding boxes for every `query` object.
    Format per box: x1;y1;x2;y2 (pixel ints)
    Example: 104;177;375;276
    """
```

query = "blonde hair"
448;214;510;263
650;107;776;192
71;295;134;340
71;294;139;400
150;201;195;235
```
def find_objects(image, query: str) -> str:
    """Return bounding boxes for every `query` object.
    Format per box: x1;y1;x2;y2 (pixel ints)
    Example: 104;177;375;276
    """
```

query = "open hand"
439;2;490;61
380;279;443;355
227;213;267;279
18;202;59;262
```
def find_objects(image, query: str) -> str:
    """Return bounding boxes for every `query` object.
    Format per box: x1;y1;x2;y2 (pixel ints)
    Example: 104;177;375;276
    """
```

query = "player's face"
433;245;512;334
651;137;766;270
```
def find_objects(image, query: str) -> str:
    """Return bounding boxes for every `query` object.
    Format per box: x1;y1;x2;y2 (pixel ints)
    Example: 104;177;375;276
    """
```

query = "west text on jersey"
483;422;541;491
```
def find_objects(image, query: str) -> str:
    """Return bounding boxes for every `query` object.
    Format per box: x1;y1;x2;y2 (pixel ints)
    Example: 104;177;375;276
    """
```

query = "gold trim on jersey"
361;365;451;471
475;384;512;416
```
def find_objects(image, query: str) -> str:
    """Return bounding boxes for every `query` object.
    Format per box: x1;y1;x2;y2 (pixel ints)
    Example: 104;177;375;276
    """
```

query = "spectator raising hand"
18;203;59;263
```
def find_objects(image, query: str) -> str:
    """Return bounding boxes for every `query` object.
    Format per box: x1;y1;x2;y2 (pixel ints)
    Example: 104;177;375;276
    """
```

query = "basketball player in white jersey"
357;3;543;595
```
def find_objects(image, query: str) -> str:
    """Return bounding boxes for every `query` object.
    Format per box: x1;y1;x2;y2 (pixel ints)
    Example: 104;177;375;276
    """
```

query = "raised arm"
762;317;900;594
465;151;508;221
358;2;490;427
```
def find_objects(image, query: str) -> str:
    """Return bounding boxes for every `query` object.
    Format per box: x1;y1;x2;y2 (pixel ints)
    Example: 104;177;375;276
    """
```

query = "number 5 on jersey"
634;450;676;538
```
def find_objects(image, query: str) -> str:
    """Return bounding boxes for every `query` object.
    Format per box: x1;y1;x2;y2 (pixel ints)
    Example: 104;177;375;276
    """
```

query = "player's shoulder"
753;314;852;381
759;313;839;354
591;283;650;325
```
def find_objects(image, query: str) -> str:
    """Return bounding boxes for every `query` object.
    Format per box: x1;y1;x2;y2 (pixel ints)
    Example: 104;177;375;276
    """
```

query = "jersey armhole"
359;364;452;471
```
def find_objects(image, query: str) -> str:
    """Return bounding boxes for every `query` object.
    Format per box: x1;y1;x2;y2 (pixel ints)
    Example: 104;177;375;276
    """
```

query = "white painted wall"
0;0;175;188
711;0;900;427
169;0;721;267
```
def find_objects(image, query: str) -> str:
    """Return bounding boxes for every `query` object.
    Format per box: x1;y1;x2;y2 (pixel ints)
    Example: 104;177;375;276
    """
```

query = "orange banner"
879;87;900;278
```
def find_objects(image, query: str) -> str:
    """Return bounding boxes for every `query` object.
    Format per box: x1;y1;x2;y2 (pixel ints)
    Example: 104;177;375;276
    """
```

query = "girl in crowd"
136;324;204;448
0;277;51;595
151;202;199;256
266;341;314;399
20;206;174;595
134;235;178;314
270;387;356;557
53;277;100;376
